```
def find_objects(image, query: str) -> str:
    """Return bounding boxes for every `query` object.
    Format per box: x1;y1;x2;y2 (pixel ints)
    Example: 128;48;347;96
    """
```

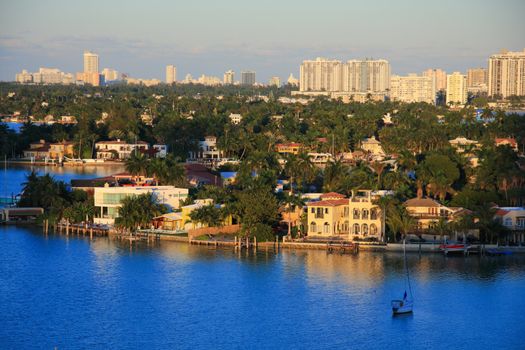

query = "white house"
228;113;243;125
94;185;189;225
95;140;150;160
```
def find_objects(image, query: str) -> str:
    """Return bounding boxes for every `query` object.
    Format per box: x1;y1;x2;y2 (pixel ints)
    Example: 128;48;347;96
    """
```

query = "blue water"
0;225;524;349
0;164;124;197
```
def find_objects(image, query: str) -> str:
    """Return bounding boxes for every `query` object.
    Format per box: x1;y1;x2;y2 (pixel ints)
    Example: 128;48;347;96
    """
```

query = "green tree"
115;193;167;233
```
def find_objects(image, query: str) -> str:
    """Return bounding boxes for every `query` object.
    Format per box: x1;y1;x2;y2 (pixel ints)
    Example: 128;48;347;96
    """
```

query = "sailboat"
391;239;413;315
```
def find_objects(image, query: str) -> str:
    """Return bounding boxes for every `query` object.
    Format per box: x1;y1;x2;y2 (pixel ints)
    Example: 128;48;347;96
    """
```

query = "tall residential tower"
488;49;525;98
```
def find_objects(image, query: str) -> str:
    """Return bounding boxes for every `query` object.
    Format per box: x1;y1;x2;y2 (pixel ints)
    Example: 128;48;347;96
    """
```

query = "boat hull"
391;300;413;315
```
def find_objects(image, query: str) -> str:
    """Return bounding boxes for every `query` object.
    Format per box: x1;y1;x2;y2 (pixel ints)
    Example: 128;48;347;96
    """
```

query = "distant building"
83;51;99;73
300;57;343;92
228;113;243;125
422;68;447;91
287;73;299;86
269;76;281;87
449;137;480;153
488;48;525;98
344;59;390;94
446;72;467;105
102;68;119;82
466;68;488;94
241;71;256;85
197;74;222;86
16;68;74;85
166;65;177;84
360;136;385;158
390;74;436;104
276;143;303;156
95;140;150;160
495;138;519;152
153;144;168;158
223;70;235;84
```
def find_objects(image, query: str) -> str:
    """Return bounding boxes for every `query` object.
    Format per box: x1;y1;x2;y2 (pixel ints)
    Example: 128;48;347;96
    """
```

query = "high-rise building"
422;68;447;91
102;68;119;82
223;70;234;84
269;76;281;87
299;58;343;92
287;73;299;86
166;65;177;84
241;71;256;85
390;74;435;104
16;70;33;83
446;72;467;105
488;48;525;98
343;59;390;93
83;51;99;73
299;58;390;94
466;68;488;94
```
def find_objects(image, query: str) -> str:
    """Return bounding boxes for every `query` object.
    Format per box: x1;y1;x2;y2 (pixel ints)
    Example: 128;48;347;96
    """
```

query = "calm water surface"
1;163;525;349
0;226;524;349
0;164;125;197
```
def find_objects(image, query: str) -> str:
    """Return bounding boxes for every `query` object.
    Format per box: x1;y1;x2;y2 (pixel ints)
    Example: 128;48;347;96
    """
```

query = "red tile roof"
320;192;346;199
308;199;348;207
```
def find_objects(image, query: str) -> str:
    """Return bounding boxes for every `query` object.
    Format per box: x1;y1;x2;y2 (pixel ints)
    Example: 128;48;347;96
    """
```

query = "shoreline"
4;160;125;167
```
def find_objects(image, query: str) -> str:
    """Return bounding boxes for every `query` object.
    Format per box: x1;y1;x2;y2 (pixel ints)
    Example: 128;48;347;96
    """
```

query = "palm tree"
432;218;450;243
125;152;147;176
115;193;166;234
387;207;415;242
370;160;386;190
373;195;397;243
281;193;305;238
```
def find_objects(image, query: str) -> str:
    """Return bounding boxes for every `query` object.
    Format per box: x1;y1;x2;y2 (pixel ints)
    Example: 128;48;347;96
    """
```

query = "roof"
405;197;442;208
320;192;346;199
153;212;182;221
276;143;302;148
495;209;510;216
308;199;348;207
495;138;517;147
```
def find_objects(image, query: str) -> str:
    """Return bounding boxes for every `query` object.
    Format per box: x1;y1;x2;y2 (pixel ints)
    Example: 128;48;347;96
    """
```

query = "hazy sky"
1;0;524;82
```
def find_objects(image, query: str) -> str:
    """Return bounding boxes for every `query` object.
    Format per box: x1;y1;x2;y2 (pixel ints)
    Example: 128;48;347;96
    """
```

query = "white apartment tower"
299;58;343;92
344;59;390;93
446;72;467;105
488;49;525;98
83;51;99;73
166;65;177;84
224;70;234;84
390;74;436;104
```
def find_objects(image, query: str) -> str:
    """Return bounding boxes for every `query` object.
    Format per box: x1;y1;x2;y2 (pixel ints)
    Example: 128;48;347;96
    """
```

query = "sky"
1;0;524;82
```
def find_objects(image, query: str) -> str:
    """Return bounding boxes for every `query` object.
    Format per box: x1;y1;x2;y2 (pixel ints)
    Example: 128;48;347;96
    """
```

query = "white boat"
391;239;414;315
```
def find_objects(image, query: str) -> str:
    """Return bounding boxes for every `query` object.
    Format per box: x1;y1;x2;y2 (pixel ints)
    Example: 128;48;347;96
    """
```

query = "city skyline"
1;0;524;82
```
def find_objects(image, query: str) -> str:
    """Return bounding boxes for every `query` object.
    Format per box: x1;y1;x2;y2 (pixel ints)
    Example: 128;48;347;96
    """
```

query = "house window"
504;218;513;227
323;222;330;234
371;208;378;220
311;208;315;213
370;224;377;235
353;209;360;219
344;221;349;232
353;223;360;234
362;224;368;235
362;209;369;220
325;208;329;214
310;222;317;233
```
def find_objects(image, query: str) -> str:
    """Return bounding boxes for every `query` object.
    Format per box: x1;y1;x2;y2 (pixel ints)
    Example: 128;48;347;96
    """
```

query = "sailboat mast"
404;239;413;298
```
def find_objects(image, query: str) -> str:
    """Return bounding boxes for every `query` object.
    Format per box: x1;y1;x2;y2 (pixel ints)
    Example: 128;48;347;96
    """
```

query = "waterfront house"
494;207;525;243
49;141;75;160
23;140;51;160
348;190;384;241
306;190;386;240
95;139;150;160
307;192;349;236
152;212;183;231
405;197;467;231
187;136;237;168
93;185;188;225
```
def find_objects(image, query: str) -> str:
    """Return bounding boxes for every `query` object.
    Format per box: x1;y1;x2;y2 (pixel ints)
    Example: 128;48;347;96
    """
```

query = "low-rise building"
228;113;243;125
95;140;150;160
23;140;51;159
93;185;189;225
276;143;303;156
405;198;466;231
49;141;75;160
495;138;519;152
360;136;385;158
494;207;525;243
153;144;168;158
306;190;386;240
449;137;480;153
